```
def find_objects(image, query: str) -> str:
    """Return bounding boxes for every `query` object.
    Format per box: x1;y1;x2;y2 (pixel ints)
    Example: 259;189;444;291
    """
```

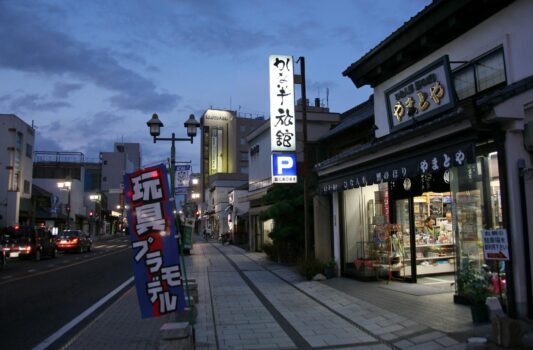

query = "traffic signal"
89;211;94;217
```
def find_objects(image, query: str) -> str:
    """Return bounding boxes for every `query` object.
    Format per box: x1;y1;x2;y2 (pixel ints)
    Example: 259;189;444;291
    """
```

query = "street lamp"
58;180;72;229
146;113;200;214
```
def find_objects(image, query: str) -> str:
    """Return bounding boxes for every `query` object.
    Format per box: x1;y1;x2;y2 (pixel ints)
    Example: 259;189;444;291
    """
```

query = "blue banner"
124;164;186;318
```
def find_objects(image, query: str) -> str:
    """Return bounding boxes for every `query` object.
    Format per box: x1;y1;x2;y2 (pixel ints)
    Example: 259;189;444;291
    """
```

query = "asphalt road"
0;236;133;350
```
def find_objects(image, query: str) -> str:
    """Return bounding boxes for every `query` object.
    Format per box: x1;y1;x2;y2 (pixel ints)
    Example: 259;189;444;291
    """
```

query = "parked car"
2;225;57;261
55;230;92;253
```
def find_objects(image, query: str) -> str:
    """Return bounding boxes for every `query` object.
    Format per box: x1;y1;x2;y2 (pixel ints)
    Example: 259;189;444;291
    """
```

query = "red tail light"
72;238;79;243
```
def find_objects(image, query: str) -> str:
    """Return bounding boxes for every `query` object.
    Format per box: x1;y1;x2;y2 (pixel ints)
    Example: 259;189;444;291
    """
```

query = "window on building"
103;160;108;165
240;138;246;145
240;166;249;173
24;180;30;194
240;152;248;161
103;176;107;182
26;144;33;158
453;48;506;100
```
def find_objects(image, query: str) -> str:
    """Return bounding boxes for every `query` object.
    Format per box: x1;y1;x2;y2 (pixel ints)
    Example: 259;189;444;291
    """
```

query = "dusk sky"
0;0;430;170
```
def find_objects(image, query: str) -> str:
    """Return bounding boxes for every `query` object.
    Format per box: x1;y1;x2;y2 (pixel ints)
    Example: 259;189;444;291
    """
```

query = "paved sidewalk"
61;237;531;349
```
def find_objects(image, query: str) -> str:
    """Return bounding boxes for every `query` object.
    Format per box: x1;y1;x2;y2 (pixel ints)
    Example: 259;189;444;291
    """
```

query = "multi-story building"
246;99;340;251
315;0;533;319
199;109;264;237
32;151;99;232
0;114;35;227
100;142;141;214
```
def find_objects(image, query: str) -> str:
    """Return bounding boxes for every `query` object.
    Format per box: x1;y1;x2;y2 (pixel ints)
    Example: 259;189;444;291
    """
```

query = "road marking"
28;269;38;273
32;276;134;350
0;248;130;286
2;275;13;280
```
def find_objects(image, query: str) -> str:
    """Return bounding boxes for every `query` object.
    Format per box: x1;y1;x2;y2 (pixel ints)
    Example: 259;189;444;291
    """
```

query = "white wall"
373;0;533;138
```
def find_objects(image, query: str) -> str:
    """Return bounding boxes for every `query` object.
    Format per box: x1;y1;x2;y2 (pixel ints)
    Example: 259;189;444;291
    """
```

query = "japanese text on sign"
482;229;509;261
385;56;455;130
125;165;186;318
269;55;296;152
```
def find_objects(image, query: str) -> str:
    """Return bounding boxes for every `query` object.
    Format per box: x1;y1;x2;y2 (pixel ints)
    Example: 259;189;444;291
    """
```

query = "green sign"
182;218;195;250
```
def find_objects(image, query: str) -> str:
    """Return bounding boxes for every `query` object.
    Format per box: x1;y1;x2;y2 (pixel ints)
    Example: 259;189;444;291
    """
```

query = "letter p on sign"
272;153;297;183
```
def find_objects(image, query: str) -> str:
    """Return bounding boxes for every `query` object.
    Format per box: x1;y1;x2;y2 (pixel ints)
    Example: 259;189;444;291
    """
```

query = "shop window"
453;48;506;100
24;180;30;194
342;183;389;278
451;151;505;302
26;143;33;158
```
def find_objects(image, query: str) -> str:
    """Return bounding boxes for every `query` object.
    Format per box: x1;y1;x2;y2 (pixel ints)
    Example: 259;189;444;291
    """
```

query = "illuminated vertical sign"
269;55;296;152
211;131;218;171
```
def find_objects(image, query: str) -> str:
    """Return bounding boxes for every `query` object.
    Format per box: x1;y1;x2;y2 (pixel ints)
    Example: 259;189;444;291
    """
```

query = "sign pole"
169;143;195;343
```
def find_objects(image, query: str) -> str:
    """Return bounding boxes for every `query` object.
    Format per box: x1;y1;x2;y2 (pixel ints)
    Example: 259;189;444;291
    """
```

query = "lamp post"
146;113;200;332
58;180;72;229
146;113;200;220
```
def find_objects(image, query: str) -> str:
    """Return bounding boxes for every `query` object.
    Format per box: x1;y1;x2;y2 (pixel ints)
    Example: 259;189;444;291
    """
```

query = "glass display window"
342;183;388;278
451;151;506;302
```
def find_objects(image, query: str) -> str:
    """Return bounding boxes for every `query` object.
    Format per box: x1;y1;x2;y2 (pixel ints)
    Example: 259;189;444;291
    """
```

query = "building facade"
199;109;264;238
0;114;35;227
246;100;340;252
32;151;96;232
100;142;141;229
316;0;533;318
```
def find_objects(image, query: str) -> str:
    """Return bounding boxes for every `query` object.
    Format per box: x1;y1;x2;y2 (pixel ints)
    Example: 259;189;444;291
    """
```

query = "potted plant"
457;258;492;323
323;259;336;279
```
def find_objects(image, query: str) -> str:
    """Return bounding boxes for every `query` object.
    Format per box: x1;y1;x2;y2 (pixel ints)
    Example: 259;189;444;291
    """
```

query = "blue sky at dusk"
0;0;430;170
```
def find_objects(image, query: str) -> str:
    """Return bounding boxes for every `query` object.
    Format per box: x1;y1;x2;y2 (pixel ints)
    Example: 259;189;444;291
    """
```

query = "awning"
318;140;475;194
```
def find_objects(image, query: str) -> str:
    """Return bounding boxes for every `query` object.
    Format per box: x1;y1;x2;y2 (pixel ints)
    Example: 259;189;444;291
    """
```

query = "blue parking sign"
272;153;297;183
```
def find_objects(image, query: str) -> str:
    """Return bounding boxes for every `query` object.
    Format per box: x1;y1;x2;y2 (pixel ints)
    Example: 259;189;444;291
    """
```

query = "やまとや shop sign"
385;55;456;131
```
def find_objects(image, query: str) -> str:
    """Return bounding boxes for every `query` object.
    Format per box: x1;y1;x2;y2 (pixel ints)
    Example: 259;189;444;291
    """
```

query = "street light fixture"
146;112;200;215
58;180;72;229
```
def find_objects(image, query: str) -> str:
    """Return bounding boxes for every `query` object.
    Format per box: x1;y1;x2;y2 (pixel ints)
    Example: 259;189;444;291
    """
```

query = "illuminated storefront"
315;0;533;317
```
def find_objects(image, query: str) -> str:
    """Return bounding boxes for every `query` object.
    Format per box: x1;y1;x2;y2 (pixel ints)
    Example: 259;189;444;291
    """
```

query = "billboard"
124;164;186;318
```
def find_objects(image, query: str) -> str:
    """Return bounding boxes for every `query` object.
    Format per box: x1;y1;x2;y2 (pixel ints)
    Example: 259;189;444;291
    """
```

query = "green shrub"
298;257;325;280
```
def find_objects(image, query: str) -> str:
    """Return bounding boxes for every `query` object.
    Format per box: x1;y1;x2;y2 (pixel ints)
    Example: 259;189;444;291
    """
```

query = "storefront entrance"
339;148;506;303
394;190;455;282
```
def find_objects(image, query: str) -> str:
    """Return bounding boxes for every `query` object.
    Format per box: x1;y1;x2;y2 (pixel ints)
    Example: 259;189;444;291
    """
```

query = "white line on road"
32;276;134;350
27;269;37;273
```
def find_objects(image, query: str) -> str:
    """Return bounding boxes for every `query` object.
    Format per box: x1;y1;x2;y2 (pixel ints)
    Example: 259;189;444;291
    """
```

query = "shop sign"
319;143;474;194
269;55;296;152
272;152;297;183
124;164;186;318
482;229;509;260
385;55;455;131
175;164;191;195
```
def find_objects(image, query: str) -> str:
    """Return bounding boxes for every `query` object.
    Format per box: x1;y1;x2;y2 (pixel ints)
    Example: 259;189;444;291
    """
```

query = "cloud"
109;91;180;113
9;93;70;112
0;2;180;113
52;82;83;98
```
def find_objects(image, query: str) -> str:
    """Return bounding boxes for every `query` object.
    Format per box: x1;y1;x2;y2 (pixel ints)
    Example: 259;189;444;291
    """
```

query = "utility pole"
297;56;310;260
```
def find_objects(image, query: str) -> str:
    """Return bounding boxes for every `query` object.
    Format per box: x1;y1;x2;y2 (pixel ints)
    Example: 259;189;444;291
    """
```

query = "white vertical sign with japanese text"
269;55;296;152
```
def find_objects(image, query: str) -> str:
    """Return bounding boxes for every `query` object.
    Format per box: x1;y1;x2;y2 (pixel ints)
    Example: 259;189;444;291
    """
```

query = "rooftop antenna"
31;120;38;130
230;96;232;111
326;88;329;108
